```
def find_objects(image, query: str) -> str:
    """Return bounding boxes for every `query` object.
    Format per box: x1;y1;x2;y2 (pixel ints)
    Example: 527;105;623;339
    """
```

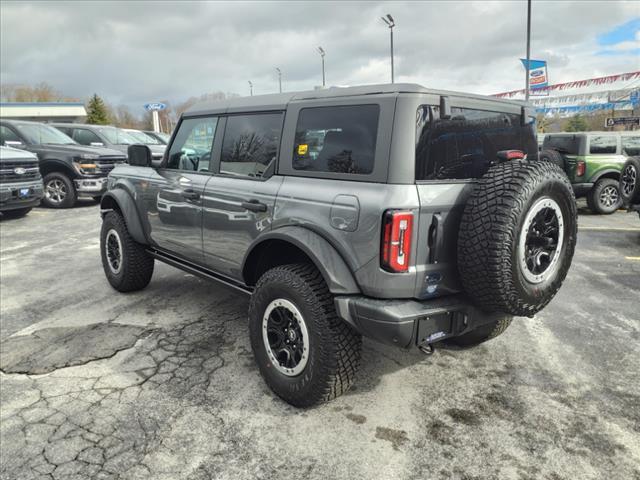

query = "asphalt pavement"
1;201;639;480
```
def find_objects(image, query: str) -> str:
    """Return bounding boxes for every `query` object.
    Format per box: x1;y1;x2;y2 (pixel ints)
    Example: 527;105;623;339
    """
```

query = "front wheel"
249;264;362;407
587;178;622;214
42;172;76;208
100;211;154;292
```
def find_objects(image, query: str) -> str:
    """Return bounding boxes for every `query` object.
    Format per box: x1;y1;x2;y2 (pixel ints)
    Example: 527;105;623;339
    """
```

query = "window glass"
543;135;580;154
1;125;22;144
220;113;283;178
621;136;640;156
96;127;138;145
127;130;161;144
589;136;617;154
415;106;536;180
74;129;102;145
293;105;379;174
14;123;75;145
167;117;218;171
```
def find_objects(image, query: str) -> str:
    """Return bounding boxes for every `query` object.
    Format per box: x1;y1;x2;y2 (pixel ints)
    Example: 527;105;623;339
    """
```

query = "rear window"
589;135;617;154
543;135;580;155
622;136;640;156
415;106;536;180
293;105;379;174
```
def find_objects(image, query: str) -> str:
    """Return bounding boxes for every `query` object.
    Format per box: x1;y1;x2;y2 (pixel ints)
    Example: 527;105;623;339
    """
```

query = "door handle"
181;189;200;200
241;199;268;212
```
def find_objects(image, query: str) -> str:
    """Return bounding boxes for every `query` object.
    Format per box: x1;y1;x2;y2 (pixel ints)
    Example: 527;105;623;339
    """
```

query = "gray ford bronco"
99;84;577;407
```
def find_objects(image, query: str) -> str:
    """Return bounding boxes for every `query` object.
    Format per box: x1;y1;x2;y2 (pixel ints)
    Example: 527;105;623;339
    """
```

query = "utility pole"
248;80;253;96
381;14;395;83
317;47;326;87
525;0;532;101
276;68;282;93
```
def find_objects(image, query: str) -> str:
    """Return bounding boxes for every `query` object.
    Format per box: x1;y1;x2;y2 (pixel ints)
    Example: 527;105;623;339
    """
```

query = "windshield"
96;127;138;145
16;124;76;145
126;130;161;145
154;132;170;143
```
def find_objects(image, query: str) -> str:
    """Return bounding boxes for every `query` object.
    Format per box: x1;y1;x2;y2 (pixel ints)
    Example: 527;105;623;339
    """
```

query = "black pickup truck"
0;120;126;208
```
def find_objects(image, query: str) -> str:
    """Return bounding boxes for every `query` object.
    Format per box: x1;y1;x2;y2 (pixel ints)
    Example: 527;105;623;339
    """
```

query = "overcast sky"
1;1;638;112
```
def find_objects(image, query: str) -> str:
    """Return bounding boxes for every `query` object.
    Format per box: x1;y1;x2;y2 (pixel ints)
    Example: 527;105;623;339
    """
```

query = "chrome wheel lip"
45;178;67;204
518;197;564;285
599;185;619;208
621;165;637;197
105;229;123;275
262;298;309;377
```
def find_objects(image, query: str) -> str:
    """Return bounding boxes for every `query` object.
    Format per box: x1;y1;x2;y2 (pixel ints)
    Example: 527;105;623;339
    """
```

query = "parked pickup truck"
0;120;126;208
0;146;43;218
99;84;577;407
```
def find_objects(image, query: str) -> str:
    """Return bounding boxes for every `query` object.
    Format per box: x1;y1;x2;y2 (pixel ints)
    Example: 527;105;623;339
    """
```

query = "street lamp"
248;80;253;96
317;46;326;87
524;0;532;101
381;14;395;83
276;68;282;93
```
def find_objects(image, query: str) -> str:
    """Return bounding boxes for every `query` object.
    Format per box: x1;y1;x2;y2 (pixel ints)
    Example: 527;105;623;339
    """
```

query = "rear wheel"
42;172;76;209
619;157;640;206
100;211;154;292
587;178;621;214
1;207;32;219
249;264;362;407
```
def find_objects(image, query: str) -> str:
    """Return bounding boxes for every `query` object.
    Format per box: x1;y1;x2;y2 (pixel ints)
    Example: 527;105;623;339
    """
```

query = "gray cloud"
1;0;637;112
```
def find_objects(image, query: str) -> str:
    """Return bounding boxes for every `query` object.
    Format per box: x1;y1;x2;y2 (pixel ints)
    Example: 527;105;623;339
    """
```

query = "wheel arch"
242;226;361;295
100;188;148;245
40;159;77;178
590;169;620;183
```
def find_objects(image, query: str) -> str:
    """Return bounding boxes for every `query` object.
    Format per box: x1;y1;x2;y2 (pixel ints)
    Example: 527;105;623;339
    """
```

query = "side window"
220;113;283;178
167;117;218;171
621;136;640;156
293;105;379;174
589;136;617;154
74;129;102;146
415;106;533;180
0;125;22;145
55;126;72;137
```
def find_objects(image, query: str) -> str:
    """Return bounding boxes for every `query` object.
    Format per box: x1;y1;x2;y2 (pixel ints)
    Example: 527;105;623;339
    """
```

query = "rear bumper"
0;181;44;211
334;294;505;349
571;183;593;197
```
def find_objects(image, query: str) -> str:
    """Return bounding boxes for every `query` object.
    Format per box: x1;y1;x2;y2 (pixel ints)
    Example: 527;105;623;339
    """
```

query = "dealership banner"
520;59;549;94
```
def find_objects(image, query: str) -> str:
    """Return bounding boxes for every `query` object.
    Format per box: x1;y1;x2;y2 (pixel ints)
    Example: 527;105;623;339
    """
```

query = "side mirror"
90;142;104;147
128;144;152;167
4;140;23;148
439;96;451;120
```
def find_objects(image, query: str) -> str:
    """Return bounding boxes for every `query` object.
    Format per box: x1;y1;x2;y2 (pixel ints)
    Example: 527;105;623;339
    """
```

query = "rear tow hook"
419;343;434;355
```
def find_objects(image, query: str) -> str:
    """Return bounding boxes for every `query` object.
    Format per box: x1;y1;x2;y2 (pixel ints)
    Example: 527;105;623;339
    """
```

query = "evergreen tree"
565;114;588;132
86;94;110;125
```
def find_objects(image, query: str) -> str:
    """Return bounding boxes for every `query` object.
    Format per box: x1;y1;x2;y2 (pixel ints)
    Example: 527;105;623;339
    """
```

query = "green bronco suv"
541;132;640;214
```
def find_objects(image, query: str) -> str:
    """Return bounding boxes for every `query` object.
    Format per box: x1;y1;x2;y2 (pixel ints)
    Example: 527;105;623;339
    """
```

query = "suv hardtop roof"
546;131;638;137
49;123;117;129
185;83;529;117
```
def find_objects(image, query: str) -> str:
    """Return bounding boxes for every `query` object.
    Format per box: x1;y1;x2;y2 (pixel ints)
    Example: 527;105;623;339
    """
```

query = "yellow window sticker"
297;144;308;155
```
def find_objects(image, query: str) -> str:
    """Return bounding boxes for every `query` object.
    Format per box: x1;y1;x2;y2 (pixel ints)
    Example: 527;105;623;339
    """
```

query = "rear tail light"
496;150;526;162
381;210;414;272
576;161;586;177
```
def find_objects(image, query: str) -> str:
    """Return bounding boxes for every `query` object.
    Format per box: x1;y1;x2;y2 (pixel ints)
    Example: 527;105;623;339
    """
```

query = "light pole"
276;68;282;93
381;14;395;83
317;46;326;87
525;0;531;101
248;80;253;96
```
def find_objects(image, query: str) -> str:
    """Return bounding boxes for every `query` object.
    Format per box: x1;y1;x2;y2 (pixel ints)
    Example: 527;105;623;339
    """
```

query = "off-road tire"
619;157;640;206
100;211;154;292
458;160;577;317
586;178;621;214
1;207;32;219
539;149;565;171
42;172;76;209
448;315;513;348
249;264;362;407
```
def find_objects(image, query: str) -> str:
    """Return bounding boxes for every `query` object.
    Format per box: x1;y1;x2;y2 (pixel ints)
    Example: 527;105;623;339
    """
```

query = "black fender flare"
590;168;620;183
100;189;148;245
242;226;360;295
39;159;78;178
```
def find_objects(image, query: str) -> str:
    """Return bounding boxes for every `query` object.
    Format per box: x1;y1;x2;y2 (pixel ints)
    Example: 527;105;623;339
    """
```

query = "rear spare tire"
620;157;640;206
539;149;565;171
458;160;577;317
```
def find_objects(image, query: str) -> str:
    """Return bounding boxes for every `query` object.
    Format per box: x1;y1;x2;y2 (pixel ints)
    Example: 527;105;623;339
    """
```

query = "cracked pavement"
1;202;639;480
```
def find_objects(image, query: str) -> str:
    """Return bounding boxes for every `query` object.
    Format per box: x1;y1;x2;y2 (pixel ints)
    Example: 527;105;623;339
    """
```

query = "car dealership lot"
1;203;638;480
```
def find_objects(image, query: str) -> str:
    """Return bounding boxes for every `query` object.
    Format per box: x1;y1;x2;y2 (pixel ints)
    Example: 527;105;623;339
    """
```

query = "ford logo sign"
144;102;167;111
531;69;544;77
14;167;26;175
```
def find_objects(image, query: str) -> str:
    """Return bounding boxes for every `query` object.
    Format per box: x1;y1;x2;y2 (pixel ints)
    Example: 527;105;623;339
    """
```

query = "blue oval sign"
144;102;166;111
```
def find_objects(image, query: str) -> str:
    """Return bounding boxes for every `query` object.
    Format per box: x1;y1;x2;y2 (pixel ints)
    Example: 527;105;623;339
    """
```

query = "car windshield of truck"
16;123;76;145
126;130;161;145
543;135;580;154
97;127;137;145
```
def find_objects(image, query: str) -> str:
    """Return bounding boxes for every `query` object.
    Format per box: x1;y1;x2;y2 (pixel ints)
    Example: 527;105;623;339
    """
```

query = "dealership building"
0;102;87;123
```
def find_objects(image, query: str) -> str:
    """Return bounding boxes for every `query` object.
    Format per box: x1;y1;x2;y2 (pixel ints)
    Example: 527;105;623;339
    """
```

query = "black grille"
96;156;126;174
0;161;41;183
